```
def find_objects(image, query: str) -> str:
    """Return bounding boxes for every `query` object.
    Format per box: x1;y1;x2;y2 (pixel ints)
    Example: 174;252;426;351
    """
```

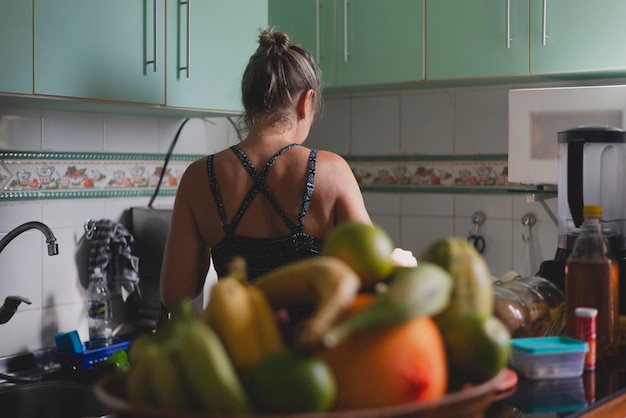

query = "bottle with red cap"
575;307;597;370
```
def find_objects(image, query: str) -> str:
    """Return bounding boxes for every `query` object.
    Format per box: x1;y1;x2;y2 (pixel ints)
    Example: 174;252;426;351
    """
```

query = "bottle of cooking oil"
564;204;619;359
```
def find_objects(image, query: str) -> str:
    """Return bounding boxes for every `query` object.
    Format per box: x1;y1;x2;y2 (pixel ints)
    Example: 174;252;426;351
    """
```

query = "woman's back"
184;140;365;245
160;29;371;310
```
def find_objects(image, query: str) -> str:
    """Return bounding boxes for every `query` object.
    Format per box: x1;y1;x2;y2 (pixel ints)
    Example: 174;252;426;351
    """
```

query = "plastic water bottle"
87;267;112;348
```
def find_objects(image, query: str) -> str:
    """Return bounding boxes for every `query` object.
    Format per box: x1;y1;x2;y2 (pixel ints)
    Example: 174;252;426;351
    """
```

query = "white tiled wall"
306;85;560;280
0;107;239;357
0;78;607;357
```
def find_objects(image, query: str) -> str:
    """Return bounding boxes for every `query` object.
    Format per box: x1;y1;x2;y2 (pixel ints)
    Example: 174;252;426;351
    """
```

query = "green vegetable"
106;349;131;373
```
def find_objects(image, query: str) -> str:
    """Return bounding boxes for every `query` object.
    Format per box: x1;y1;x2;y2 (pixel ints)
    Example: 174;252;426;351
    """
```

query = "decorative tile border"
345;154;530;194
0;151;202;201
0;151;546;201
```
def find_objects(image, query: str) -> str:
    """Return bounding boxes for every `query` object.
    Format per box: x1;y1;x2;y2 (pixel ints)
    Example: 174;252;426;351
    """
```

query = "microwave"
508;84;626;185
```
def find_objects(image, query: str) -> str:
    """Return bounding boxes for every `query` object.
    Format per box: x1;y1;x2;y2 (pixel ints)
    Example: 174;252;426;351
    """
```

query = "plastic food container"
507;375;587;413
510;336;588;380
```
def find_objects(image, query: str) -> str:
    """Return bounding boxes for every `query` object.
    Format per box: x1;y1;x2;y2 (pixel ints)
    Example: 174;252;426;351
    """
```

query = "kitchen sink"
0;381;113;418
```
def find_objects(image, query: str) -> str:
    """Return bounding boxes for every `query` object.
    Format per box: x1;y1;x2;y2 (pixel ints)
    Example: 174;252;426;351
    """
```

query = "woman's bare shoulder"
313;150;359;192
182;148;233;175
183;156;209;177
315;149;352;169
177;156;209;193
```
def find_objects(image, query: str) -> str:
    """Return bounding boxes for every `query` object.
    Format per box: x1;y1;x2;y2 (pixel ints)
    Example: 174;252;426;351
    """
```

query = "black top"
207;143;322;281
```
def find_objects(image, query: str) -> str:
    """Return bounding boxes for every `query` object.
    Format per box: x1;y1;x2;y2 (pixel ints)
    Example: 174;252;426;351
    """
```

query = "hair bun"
259;29;290;55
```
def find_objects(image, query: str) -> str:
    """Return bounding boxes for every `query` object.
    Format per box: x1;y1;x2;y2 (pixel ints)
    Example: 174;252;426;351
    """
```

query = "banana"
176;317;251;413
126;299;249;413
247;284;284;360
202;275;282;372
151;343;196;410
322;262;454;348
126;334;160;404
251;256;361;350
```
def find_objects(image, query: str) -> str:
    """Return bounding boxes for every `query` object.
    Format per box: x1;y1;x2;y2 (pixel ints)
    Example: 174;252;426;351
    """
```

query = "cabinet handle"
542;0;548;45
506;0;511;48
179;0;191;78
343;0;349;62
315;0;320;63
146;0;158;72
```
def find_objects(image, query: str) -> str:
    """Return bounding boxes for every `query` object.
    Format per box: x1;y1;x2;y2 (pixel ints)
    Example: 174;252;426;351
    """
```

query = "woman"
160;29;410;311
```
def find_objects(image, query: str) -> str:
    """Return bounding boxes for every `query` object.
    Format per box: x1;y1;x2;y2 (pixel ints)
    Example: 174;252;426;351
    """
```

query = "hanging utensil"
518;213;538;276
521;213;537;242
468;211;486;254
76;218;97;244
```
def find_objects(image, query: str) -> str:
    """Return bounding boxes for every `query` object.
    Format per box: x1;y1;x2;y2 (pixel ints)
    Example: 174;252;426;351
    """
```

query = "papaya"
438;314;510;388
419;237;494;321
420;237;507;386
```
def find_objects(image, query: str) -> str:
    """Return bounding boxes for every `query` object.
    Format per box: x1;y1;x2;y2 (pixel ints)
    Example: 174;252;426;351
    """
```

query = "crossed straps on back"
207;143;318;237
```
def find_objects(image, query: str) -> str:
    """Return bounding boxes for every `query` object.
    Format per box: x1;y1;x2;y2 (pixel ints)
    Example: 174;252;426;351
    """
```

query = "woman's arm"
320;151;371;226
322;151;417;267
160;165;211;311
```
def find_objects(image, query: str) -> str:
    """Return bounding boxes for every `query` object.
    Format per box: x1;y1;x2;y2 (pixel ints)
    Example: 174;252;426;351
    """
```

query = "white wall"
0;108;239;357
4;77;620;357
305;84;560;281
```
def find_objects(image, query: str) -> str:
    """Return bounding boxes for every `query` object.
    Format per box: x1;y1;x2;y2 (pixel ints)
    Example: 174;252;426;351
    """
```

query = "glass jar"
493;274;565;338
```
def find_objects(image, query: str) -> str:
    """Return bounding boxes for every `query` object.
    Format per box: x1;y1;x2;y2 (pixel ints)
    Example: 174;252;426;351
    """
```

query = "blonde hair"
241;28;323;129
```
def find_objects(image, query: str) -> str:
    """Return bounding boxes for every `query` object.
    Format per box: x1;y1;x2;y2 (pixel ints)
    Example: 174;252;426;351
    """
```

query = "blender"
537;126;626;313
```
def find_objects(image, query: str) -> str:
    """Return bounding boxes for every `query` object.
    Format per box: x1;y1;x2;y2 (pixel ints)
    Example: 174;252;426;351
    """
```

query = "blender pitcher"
557;126;626;259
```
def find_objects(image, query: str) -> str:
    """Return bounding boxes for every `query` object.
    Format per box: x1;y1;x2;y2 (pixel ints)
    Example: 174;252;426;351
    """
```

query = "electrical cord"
147;118;191;209
227;116;244;142
147;116;243;209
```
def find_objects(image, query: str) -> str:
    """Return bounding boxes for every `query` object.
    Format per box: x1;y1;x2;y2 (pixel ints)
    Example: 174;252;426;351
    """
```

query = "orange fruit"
318;314;448;410
335;292;376;322
322;222;395;288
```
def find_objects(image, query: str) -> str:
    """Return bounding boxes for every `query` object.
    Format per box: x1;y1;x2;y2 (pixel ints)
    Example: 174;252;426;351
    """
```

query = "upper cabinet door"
0;0;33;94
427;0;529;80
335;0;424;87
166;0;267;112
34;0;165;105
530;0;626;74
268;0;335;87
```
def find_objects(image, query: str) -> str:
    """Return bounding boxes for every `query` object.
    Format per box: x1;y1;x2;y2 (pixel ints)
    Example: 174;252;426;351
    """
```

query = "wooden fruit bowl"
94;369;507;418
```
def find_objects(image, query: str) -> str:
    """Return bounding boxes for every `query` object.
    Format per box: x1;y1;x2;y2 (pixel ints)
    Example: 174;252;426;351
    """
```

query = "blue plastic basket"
57;338;131;373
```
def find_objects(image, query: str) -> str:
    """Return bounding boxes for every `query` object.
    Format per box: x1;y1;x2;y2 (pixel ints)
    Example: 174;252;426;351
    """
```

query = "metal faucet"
0;221;59;324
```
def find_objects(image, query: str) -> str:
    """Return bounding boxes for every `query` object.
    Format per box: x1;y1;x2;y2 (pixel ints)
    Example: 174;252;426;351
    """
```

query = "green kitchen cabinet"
34;0;166;105
269;0;423;88
33;0;266;112
0;0;33;94
426;0;529;80
334;0;424;87
530;0;626;74
427;0;626;81
165;0;267;111
268;0;335;87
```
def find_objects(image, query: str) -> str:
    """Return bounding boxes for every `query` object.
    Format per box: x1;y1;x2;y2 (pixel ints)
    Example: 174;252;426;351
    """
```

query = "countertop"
485;355;626;417
3;342;626;417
